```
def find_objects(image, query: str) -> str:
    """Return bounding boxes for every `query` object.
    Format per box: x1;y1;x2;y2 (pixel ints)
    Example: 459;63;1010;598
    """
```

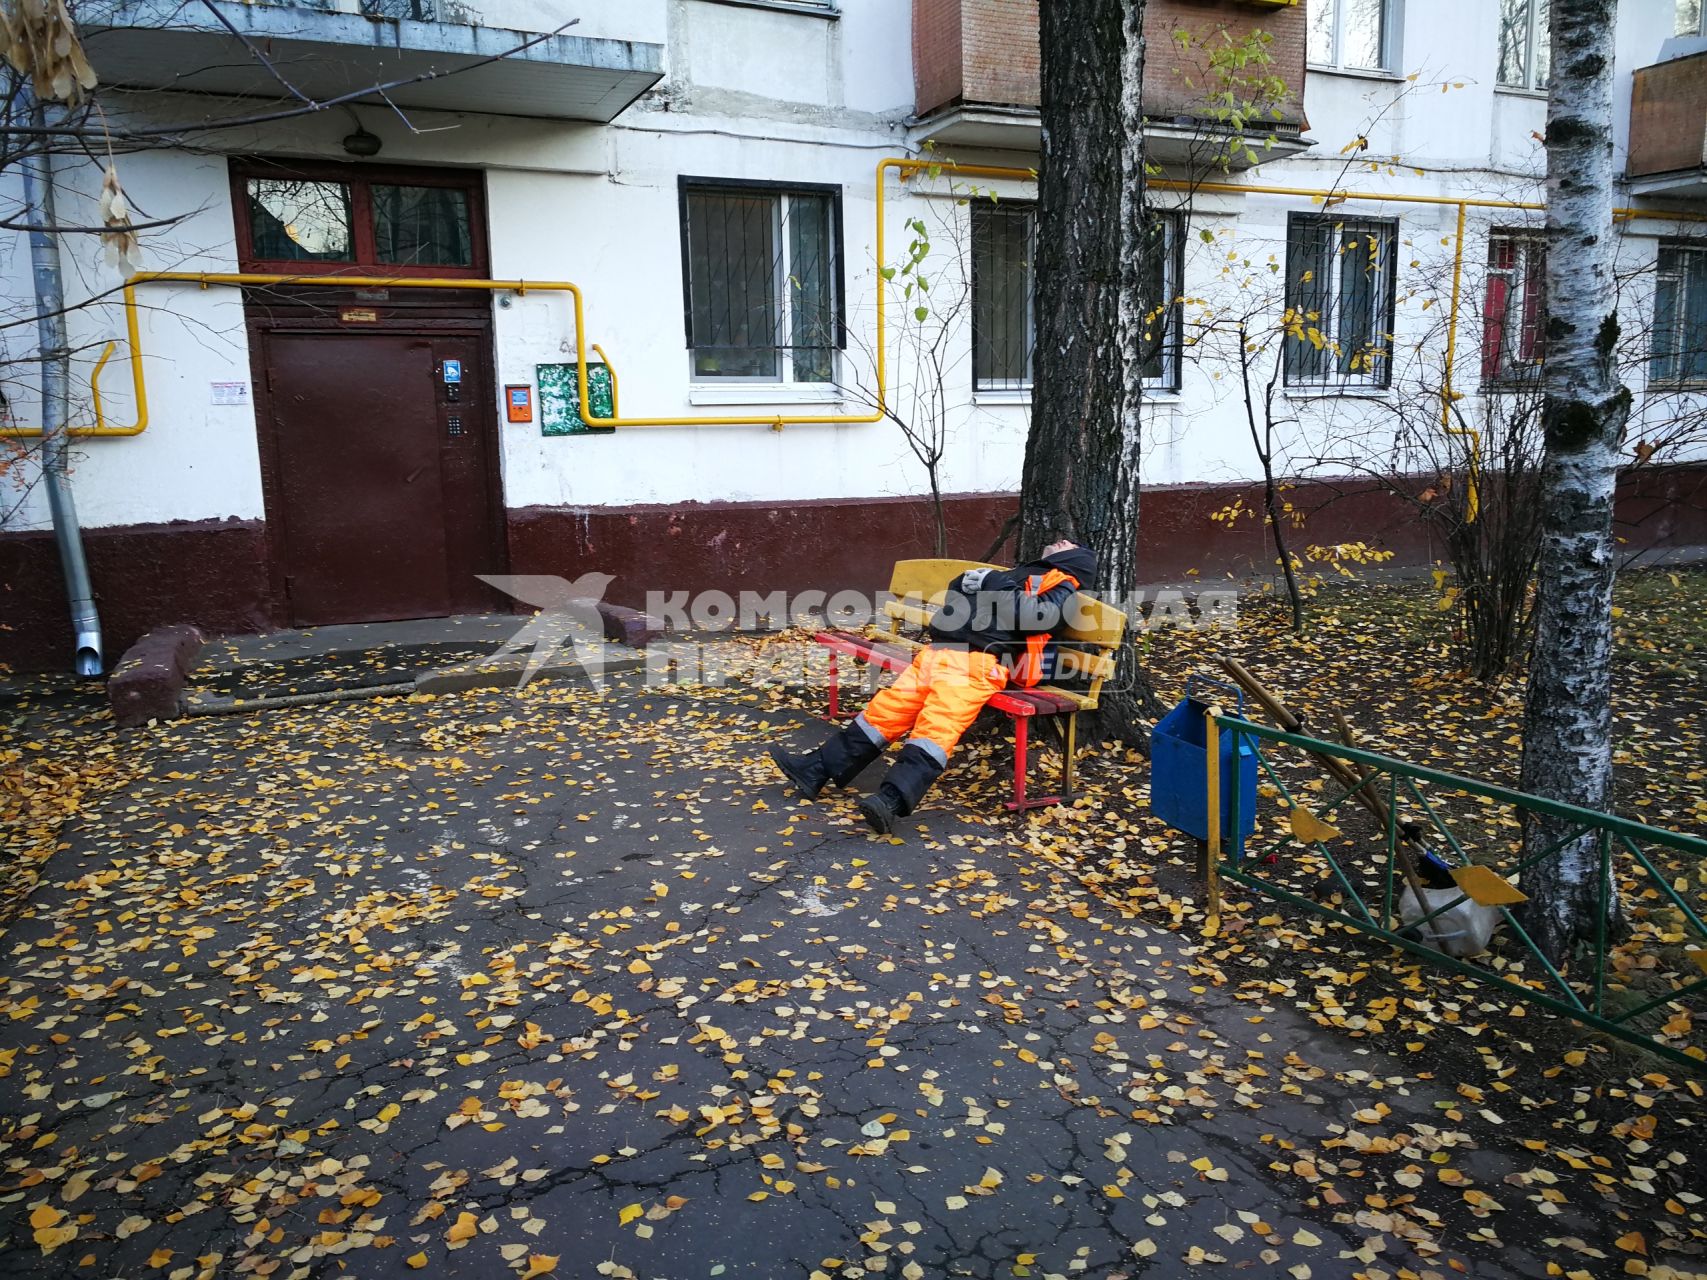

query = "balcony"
80;0;664;124
910;0;1310;168
1629;49;1707;199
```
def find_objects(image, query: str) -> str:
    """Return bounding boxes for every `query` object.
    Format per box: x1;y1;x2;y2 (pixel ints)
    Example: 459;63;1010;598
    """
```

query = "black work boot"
858;743;945;834
769;724;885;800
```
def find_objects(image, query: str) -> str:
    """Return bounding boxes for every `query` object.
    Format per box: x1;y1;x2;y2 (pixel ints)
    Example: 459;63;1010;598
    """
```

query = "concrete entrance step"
181;613;647;713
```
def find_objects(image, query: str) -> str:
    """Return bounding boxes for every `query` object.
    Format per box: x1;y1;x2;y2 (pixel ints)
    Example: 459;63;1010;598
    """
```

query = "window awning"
81;2;664;125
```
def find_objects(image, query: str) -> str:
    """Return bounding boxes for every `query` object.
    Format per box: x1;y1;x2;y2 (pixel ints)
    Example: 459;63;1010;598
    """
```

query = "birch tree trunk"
1019;0;1161;742
1518;0;1631;963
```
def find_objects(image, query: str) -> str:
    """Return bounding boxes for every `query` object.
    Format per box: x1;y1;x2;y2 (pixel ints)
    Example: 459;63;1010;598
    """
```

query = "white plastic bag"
1397;886;1505;958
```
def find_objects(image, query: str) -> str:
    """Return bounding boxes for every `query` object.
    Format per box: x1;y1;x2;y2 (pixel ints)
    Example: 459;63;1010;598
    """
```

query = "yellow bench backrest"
878;557;1129;699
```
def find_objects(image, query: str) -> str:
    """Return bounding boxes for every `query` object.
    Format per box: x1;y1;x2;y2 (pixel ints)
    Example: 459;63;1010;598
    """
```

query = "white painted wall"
2;0;1702;537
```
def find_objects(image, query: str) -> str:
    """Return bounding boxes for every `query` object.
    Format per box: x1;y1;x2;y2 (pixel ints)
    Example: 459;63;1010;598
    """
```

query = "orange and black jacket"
926;546;1099;686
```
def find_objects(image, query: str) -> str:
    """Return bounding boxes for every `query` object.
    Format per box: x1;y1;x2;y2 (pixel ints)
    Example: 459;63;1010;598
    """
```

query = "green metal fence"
1204;712;1707;1072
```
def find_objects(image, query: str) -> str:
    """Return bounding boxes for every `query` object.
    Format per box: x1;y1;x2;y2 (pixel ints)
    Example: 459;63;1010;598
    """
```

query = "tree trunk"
1518;0;1631;964
1019;0;1162;742
928;469;948;558
1240;339;1305;634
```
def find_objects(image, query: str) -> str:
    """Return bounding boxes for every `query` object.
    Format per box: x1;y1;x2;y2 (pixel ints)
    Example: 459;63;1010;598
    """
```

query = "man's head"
1038;539;1099;590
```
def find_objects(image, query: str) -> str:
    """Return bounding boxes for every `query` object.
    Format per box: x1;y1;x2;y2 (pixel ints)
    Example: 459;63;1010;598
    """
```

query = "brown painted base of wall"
0;519;274;675
506;467;1707;610
3;467;1704;673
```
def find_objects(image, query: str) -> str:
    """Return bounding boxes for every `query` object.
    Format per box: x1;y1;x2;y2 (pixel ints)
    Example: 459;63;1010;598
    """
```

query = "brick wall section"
914;0;1305;131
960;0;1040;111
1629;53;1707;178
913;0;965;119
1143;0;1306;128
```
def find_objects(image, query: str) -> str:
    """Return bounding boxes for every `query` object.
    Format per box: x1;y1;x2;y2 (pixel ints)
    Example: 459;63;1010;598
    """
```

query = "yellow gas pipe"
6;160;1706;456
1441;200;1481;523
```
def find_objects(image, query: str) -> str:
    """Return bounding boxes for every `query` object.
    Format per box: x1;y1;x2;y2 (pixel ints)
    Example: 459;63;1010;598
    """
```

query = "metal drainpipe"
22;97;103;676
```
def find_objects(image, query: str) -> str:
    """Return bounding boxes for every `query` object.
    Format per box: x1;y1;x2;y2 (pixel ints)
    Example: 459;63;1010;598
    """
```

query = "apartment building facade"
1;0;1704;668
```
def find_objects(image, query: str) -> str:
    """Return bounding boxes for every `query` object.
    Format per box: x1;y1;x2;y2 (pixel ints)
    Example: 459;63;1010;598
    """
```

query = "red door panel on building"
265;331;497;626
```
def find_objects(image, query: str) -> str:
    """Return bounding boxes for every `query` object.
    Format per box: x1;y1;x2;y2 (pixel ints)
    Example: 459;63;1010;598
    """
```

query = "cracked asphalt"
1;673;1701;1279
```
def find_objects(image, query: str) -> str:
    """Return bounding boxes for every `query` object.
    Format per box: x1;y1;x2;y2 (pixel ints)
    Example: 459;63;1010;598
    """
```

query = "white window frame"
1283;214;1399;391
1498;0;1551;92
680;181;842;386
970;204;1184;394
1307;0;1398;74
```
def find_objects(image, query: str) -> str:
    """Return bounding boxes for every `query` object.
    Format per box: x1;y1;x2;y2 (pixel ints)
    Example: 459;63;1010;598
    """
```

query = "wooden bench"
814;558;1129;811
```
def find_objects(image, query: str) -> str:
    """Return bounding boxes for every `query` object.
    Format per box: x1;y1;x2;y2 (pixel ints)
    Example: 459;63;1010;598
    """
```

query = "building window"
971;204;1183;392
1308;0;1393;73
1284;214;1398;390
1652;240;1707;388
1482;230;1547;386
971;203;1035;390
1498;0;1550;91
235;161;484;275
679;180;843;383
1139;212;1185;389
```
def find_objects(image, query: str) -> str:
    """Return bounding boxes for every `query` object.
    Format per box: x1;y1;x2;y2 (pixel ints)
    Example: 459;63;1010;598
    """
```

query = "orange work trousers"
859;646;1008;759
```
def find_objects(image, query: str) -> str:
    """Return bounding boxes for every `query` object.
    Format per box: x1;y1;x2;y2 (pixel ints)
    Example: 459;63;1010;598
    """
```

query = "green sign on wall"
537;362;615;436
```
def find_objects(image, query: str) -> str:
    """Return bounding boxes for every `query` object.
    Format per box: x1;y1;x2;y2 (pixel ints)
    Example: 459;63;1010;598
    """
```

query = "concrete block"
108;625;204;727
596;602;663;649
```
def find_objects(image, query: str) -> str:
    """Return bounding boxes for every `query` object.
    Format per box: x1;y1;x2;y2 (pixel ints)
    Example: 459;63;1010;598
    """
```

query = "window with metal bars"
971;204;1184;392
678;179;843;384
1652;240;1707;388
1283;214;1397;389
1482;230;1547;387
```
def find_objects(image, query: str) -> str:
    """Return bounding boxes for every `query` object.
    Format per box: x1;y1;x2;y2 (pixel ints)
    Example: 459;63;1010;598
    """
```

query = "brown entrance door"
264;330;500;626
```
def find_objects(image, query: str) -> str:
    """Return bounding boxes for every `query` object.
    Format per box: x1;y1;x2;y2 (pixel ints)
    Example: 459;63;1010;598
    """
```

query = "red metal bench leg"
1012;715;1028;808
825;652;858;719
1004;714;1061;812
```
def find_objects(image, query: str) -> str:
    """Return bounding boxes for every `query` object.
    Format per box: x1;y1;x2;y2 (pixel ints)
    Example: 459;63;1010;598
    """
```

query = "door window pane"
246;179;353;261
373;184;473;267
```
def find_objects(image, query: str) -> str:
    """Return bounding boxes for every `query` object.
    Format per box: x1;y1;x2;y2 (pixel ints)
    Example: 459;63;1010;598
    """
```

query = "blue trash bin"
1150;675;1259;856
